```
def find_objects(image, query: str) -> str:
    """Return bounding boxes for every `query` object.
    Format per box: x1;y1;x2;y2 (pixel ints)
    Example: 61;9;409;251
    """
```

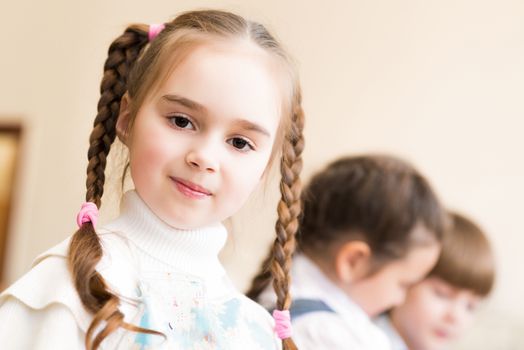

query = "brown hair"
68;10;304;350
430;212;495;296
247;154;446;299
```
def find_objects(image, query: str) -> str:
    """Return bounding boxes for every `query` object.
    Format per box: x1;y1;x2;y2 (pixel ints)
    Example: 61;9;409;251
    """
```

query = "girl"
0;10;304;350
249;154;447;350
376;212;496;350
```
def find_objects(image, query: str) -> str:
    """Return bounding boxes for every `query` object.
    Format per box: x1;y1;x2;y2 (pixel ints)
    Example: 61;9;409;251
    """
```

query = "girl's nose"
185;141;220;173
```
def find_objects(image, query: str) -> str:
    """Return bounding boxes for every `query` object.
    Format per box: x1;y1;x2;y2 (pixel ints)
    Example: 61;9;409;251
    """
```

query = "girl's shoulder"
238;292;283;349
236;292;276;324
0;237;92;331
0;229;138;332
213;293;281;350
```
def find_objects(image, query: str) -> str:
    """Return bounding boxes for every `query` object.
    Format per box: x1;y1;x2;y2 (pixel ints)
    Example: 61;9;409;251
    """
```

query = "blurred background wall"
1;0;522;348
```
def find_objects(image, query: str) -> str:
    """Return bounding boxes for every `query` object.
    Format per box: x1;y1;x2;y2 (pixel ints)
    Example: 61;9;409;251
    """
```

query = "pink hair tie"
273;309;292;339
76;202;99;228
148;23;165;41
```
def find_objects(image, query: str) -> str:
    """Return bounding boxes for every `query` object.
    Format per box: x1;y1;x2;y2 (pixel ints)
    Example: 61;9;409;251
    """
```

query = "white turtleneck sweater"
0;191;280;350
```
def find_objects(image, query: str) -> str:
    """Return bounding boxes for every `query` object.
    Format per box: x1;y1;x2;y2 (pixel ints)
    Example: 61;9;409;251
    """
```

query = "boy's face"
390;277;482;350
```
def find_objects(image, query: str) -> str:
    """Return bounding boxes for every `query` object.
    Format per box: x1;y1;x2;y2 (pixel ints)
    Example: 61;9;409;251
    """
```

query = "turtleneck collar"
101;190;228;280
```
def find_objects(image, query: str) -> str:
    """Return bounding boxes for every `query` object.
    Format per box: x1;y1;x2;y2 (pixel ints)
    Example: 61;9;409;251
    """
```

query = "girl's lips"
170;177;212;199
434;329;450;339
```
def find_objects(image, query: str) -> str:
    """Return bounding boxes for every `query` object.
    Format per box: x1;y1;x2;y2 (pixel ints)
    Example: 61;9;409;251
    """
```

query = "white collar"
291;254;376;332
101;190;228;280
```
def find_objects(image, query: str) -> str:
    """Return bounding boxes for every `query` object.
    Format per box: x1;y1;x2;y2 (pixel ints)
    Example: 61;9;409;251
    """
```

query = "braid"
246;93;306;302
245;91;304;349
271;92;305;350
68;25;161;350
86;25;149;204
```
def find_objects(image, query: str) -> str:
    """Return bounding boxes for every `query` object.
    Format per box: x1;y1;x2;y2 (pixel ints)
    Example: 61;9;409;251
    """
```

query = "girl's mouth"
434;328;450;339
170;177;212;199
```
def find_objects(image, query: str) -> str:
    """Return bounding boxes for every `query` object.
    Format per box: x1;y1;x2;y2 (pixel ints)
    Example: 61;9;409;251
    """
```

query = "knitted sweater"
0;190;280;350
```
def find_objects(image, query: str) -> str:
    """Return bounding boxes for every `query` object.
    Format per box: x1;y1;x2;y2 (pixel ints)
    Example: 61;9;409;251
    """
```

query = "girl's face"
390;277;482;350
120;41;282;229
346;242;440;317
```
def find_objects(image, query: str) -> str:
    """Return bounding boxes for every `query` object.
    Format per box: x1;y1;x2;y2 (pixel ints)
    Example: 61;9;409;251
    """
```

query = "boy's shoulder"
293;311;392;350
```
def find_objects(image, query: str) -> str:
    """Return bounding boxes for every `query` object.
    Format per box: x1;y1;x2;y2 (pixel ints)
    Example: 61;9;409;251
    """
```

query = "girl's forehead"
155;42;283;129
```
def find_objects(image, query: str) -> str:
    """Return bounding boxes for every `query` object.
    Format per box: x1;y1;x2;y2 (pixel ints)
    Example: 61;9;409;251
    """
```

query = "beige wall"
1;0;523;348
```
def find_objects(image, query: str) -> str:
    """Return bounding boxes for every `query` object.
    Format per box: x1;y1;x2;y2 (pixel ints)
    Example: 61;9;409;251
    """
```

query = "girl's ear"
335;240;372;284
116;93;132;145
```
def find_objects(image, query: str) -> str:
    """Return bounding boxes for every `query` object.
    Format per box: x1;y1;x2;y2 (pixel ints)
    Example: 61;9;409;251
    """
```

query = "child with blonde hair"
0;10;305;350
249;154;447;349
376;212;496;350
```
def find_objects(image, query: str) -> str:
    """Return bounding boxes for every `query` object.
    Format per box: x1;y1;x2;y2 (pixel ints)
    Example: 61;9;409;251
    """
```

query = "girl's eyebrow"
162;94;206;112
162;94;271;138
234;119;271;138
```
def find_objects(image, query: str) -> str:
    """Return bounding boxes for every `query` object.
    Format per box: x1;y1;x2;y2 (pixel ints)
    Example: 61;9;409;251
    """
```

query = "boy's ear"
335;241;372;284
116;93;132;145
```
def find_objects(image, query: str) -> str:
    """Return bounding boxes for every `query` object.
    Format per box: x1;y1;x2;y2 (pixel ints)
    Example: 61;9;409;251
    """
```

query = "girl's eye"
169;115;195;130
228;137;255;152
